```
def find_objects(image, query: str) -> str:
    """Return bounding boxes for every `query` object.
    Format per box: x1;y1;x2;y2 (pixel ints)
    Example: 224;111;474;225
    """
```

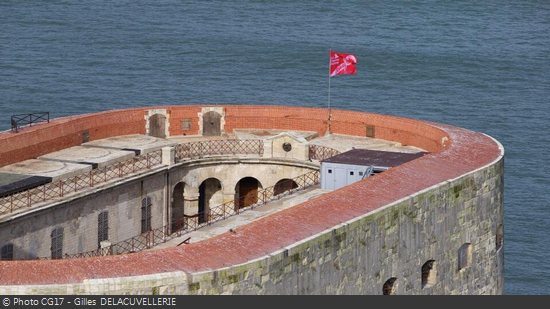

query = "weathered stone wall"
183;157;504;295
0;155;503;295
169;159;316;193
0;172;167;260
0;159;317;260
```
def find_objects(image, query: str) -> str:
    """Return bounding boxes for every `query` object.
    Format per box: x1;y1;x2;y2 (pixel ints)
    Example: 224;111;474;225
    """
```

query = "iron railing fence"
308;144;340;161
11;112;50;133
0;140;337;216
0;139;279;216
42;170;320;260
175;139;264;160
0;150;162;215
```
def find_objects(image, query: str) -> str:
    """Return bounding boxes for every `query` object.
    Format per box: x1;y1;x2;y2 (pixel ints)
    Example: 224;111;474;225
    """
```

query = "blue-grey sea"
1;0;548;294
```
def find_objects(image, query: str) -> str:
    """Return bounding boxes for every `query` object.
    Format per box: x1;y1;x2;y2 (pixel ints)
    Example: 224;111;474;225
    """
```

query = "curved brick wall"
0;105;503;294
0;105;447;167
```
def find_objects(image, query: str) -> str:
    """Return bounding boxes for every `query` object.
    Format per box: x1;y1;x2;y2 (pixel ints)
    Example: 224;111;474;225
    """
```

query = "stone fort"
0;105;504;295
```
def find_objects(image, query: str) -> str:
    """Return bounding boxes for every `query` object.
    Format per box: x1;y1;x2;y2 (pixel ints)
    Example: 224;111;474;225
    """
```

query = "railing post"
59;181;64;197
118;162;123;178
89;171;94;187
27;189;31;208
147;153;151;169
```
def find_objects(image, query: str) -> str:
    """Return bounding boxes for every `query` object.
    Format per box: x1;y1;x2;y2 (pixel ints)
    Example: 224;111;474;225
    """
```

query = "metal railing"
0;138;337;259
308;144;341;161
11;112;50;133
0;139;267;216
52;170;320;260
175;139;264;160
0;150;163;215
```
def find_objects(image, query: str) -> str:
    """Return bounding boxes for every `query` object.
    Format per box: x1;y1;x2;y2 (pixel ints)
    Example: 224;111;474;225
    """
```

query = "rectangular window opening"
181;119;192;130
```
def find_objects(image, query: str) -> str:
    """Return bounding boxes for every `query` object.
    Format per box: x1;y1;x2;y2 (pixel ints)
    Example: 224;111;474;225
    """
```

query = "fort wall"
0;105;504;295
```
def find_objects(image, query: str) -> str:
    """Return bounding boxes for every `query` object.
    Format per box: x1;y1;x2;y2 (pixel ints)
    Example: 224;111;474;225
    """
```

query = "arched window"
421;260;437;288
141;197;152;234
458;243;472;270
382;277;397;295
51;227;64;259
1;244;13;260
496;224;503;251
98;211;109;248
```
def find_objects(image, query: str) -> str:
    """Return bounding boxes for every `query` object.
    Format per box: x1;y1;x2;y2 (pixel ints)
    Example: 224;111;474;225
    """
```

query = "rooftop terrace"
0;128;421;229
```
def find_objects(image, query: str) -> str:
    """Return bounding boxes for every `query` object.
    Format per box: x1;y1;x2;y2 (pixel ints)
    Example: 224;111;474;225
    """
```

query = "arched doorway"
149;114;166;138
202;111;221;136
198;178;223;223
235;177;263;209
171;182;185;232
274;179;298;196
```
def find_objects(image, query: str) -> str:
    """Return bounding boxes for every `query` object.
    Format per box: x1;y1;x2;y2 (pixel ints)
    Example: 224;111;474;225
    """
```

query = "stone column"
162;146;176;166
222;188;236;205
183;187;200;216
263;139;273;159
100;241;112;256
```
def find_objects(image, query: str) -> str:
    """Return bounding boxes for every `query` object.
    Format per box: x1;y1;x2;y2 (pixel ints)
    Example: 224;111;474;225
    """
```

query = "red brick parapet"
0;105;502;285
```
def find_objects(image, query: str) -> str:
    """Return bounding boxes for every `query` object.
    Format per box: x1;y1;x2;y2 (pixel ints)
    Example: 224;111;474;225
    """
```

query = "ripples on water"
1;0;549;294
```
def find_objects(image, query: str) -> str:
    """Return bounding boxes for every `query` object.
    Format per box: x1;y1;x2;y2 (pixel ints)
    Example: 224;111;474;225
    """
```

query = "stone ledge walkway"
151;185;326;249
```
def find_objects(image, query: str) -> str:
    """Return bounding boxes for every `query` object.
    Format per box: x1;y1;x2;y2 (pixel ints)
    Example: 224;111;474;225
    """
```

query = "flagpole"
327;49;332;135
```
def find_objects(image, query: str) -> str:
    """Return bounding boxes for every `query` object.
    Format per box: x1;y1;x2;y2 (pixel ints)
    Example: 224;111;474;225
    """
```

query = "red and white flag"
329;51;357;77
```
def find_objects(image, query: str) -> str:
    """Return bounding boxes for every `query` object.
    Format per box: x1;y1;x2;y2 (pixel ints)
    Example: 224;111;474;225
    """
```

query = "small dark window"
350;171;354;176
421;260;437;288
359;172;364;176
383;277;397;295
181;119;192;130
328;169;332;174
1;244;13;260
282;142;292;152
141;197;152;233
51;227;64;259
366;125;375;138
98;211;109;248
458;243;472;270
82;130;89;143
